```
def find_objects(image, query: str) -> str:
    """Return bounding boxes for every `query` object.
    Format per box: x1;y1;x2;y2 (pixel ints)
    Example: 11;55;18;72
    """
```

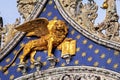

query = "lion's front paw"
30;58;35;64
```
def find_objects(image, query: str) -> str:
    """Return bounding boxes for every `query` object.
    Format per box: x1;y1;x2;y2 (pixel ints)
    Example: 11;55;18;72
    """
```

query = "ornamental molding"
54;0;120;51
17;0;38;20
15;66;120;80
0;0;47;60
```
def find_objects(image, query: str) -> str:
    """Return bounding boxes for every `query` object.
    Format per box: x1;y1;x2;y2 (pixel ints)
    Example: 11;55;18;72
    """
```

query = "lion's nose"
57;25;63;30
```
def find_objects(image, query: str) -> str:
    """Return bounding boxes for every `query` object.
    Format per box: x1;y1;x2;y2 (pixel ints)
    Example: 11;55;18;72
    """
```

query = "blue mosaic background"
0;0;120;79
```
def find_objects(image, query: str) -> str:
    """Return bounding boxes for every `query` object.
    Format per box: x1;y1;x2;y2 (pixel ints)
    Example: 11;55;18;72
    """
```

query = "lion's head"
47;20;68;36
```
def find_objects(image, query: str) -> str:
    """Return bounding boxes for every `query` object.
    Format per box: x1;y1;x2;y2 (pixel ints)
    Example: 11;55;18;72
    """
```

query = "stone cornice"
15;66;120;80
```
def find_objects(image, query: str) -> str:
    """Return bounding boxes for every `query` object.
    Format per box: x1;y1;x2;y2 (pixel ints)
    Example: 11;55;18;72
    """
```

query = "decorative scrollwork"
17;0;38;19
60;74;73;80
61;0;98;32
1;18;20;49
95;0;120;41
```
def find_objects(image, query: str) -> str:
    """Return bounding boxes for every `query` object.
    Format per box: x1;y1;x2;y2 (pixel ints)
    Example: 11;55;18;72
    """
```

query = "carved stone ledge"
47;56;57;68
62;54;71;64
34;61;42;71
18;63;28;75
15;66;120;80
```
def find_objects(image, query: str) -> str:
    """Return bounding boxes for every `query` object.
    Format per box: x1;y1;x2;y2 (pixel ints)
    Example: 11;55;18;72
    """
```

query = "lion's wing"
15;18;49;37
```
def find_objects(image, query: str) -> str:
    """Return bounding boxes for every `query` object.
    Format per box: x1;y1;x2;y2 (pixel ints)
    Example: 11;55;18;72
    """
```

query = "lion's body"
20;20;68;64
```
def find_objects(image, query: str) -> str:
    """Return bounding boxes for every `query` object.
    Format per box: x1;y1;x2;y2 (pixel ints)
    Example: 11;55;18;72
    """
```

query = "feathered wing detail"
15;18;49;37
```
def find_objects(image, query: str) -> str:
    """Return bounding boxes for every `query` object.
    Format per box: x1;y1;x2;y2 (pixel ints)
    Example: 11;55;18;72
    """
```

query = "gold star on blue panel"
0;0;120;79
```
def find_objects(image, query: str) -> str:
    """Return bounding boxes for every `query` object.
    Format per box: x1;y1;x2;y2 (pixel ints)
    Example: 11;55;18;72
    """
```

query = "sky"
0;0;21;25
0;0;120;26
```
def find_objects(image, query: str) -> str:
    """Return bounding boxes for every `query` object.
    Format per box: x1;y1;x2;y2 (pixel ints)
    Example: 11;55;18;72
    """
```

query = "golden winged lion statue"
17;18;69;64
2;18;76;72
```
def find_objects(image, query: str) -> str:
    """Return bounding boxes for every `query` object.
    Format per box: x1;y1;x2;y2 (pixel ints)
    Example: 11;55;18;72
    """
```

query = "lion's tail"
2;46;24;72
